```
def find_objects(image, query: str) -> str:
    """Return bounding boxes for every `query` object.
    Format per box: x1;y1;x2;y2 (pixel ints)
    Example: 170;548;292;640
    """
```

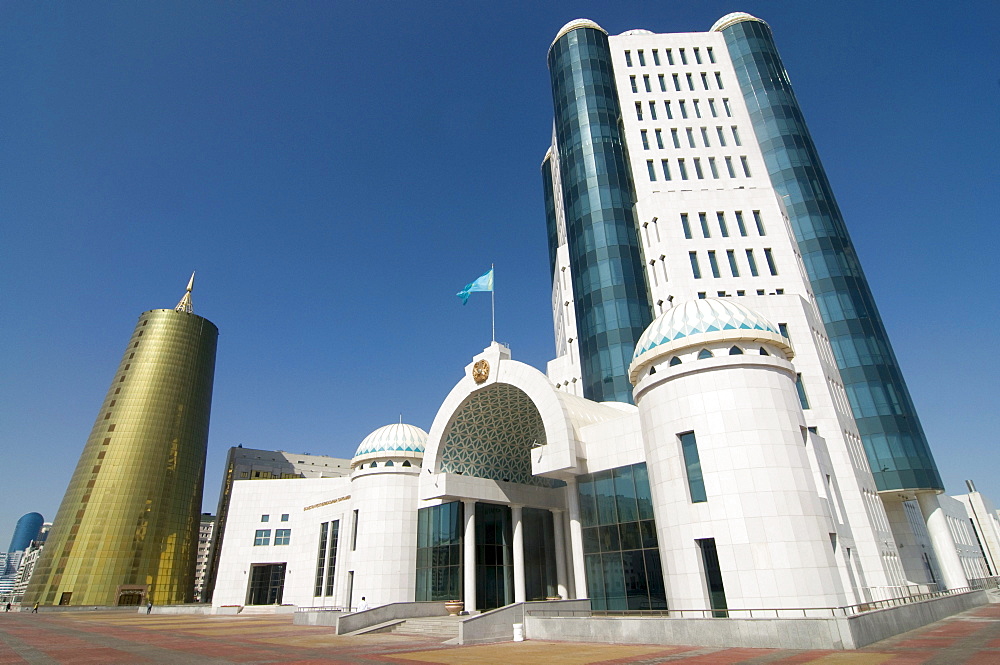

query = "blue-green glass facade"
718;17;942;492
547;25;653;404
542;156;559;279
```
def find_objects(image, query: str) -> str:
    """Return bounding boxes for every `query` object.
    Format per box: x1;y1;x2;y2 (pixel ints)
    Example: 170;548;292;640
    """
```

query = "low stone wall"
525;591;988;650
144;604;213;615
295;602;447;633
293;609;343;626
460;599;591;645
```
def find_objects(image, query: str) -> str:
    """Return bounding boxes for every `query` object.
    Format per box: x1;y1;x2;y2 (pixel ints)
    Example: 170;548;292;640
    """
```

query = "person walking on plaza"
146;601;152;615
31;603;38;613
4;602;10;612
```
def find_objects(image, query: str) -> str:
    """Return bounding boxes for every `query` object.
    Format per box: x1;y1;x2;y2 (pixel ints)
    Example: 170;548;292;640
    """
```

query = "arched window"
698;349;714;360
402;460;412;467
370;461;377;467
649;366;657;375
669;356;682;366
385;460;394;466
759;347;770;356
729;345;743;355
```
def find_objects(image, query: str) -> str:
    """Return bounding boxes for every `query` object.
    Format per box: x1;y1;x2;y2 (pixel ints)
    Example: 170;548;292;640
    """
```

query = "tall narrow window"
658;74;666;92
678;158;688;180
652;49;660;66
701;72;709;90
649;101;657;120
672;74;681;91
679;100;688;119
637;49;646;66
714;72;724;89
700;127;710;147
641;130;650;150
716;126;727;146
746;249;759;276
713;213;727;237
699;212;711;238
693;158;704;179
707;47;716;63
315;522;329;596
694;47;702;64
680;432;707;502
697;538;728;616
708;250;721;278
664;100;673;119
661;159;671;180
764;248;778;275
646;160;657;181
708;98;718;117
778;323;789;339
325;521;339;596
686;128;696;148
693;100;702;118
741;156;752;177
655;129;664;149
726;250;740;277
753;210;766;235
725;156;736;178
735;211;747;236
351;509;359;550
625;51;633;67
643;75;652;92
689;252;701;279
723;98;732;117
630;76;638;93
681;213;692;239
686;73;695;90
796;374;811;410
671;129;680;148
679;48;687;65
635;102;643;121
731;126;742;146
666;49;674;65
708;157;719;179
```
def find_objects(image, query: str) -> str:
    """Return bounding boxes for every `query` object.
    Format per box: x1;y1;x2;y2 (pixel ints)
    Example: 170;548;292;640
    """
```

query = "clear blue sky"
2;1;998;547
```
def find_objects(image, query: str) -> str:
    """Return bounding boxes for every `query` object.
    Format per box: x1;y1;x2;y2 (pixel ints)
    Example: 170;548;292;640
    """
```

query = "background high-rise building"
7;513;44;553
542;14;962;590
23;277;218;607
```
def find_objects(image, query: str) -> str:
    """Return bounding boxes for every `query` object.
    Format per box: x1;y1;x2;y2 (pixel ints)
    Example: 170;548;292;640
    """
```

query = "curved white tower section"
629;299;849;611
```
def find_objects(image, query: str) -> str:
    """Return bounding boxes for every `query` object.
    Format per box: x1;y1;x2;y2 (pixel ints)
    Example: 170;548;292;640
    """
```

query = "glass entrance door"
475;503;513;610
246;563;286;605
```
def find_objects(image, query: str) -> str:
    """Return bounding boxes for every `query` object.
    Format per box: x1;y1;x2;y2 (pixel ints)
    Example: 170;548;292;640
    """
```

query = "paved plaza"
1;604;999;664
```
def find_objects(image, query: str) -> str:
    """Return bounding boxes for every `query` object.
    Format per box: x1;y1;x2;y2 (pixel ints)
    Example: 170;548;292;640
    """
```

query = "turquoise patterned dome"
633;298;782;362
354;423;428;459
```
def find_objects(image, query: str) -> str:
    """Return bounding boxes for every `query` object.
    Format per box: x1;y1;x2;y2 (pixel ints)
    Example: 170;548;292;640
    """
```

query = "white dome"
711;12;769;32
551;18;606;49
353;423;427;459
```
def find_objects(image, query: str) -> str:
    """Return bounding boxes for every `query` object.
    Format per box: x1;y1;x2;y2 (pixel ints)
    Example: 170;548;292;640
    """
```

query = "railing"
295;605;347;612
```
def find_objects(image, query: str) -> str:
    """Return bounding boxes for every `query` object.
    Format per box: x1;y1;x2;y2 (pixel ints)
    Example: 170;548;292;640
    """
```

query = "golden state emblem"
472;359;490;384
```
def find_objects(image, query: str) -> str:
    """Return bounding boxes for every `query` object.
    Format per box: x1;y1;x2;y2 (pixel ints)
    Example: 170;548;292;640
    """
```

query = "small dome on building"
551;19;607;48
710;12;769;32
354;423;427;458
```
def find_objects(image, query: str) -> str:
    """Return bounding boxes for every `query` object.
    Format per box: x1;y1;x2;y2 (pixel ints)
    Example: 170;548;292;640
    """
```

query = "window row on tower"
633;96;733;120
688;248;778;279
645;155;751;181
630;71;726;97
680;211;766;239
624;46;717;68
640;125;741;150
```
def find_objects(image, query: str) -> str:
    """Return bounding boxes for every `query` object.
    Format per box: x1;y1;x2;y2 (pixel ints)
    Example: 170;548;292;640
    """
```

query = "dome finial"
175;272;195;313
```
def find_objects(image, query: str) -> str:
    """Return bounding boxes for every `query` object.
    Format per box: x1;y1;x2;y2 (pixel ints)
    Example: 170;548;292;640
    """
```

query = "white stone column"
566;478;588;599
511;504;526;603
916;492;969;591
463;499;477;612
552;509;568;599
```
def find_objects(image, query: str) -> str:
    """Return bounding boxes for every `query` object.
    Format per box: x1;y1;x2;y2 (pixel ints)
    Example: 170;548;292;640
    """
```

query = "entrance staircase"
387;615;463;641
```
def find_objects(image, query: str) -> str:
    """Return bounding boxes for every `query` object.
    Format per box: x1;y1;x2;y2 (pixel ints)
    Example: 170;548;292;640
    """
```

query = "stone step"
390;616;462;639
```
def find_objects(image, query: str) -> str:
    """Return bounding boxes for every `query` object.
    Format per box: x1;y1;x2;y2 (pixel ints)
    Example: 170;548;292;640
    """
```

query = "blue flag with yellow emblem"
456;268;494;305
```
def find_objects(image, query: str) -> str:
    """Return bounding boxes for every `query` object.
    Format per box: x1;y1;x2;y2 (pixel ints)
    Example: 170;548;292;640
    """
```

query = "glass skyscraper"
24;279;217;607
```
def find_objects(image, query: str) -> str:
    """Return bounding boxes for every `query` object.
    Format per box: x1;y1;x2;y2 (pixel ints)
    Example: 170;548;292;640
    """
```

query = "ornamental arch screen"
439;384;555;488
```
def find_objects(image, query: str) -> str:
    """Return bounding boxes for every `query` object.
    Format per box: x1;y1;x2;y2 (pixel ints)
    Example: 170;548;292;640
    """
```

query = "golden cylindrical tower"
24;278;218;607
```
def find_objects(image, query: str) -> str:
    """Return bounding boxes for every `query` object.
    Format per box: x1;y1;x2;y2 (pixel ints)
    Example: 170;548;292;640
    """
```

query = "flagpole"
491;263;496;343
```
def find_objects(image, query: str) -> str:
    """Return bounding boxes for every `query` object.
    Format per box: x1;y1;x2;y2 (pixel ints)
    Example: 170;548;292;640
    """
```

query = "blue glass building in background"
8;512;44;552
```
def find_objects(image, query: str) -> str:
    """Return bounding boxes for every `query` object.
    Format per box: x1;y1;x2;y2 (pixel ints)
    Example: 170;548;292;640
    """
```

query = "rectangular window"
727;250;740;277
707;47;716;64
735;211;747;236
672;73;681;91
693;157;704;179
746;249;759;276
741;156;752;177
699;212;710;238
689;252;702;279
314;522;329;596
716;126;727;146
679;48;687;65
637;49;646;66
723;98;732;117
679;100;688;119
708;250;721;278
274;528;291;546
666;49;674;65
630;76;638;93
671;128;680;148
701;72;710;90
635;102;643;121
646;160;657;181
658;74;666;92
281;513;289;522
625;51;633;67
708;98;717;117
680;432;707;502
641;129;650;150
694;47;702;64
254;529;271;546
764;248;778;275
643;74;651;92
652;49;660;66
753;210;766;235
686;73;695;90
678;158;688;180
716;212;729;236
681;213;692;239
697;538;728;617
664;100;673;119
796;374;811;410
731;126;742;146
261;514;269;522
693;99;702;118
351;509;359;550
700;127;710;147
649;101;657;120
661;159;671;180
778;323;789;339
715;72;724;89
708;157;719;179
655;129;664;149
325;521;339;596
725;156;736;178
686;128;696;148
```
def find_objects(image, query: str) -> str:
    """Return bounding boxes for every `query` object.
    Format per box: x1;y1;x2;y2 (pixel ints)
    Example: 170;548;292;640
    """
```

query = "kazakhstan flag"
456;268;494;305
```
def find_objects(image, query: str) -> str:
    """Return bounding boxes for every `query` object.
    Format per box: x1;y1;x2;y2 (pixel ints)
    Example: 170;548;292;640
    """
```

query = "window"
708;157;719;179
646;160;657;181
699;212;711;238
697;538;728;616
707;47;716;63
689;251;701;279
670;357;682;366
351;509;359;551
671;128;680;148
281;514;289;522
314;522;329;596
726;250;739;277
625;51;633;67
679;100;688;119
796;374;810;409
648;366;657;375
723;98;732;117
649;101;657;120
240;471;249;479
698;349;713;360
701;72;709;90
717;212;729;237
261;514;270;522
735;211;747;236
698;292;706;299
274;529;291;546
753;210;766;235
679;48;687;65
672;74;681;91
716;126;727;146
678;158;688;180
778;323;789;339
694;47;702;64
741;156;752;177
664;100;672;119
681;213;692;239
652;49;660;66
630;76;638;93
655;129;664;149
729;346;743;355
708;250;721;278
666;48;674;65
725;156;736;178
746;249;759;276
658;74;666;92
637;49;646;66
708;98;717;117
715;72;724;89
686;73;695;90
635;102;643;121
680;432;707;502
643;74;651;92
694;158;704;179
641;130;650;150
693;99;702;118
661;159;671;180
686;128;696;148
764;248;778;275
254;529;271;546
402;460;412;467
701;127;710;147
759;347;769;355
